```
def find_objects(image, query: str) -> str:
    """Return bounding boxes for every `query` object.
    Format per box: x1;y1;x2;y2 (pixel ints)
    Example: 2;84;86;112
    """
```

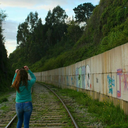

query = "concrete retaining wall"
33;43;128;114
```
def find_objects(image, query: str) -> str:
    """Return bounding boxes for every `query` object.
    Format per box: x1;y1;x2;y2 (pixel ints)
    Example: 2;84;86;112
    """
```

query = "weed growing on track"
0;93;9;103
61;89;128;127
0;104;9;111
39;82;128;128
0;97;8;103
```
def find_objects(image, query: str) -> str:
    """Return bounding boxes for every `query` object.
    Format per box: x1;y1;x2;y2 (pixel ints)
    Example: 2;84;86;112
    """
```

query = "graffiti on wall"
117;69;122;97
107;75;115;94
82;66;86;89
76;65;91;90
117;69;128;98
71;76;75;86
67;76;69;86
86;65;91;89
96;78;98;83
78;67;82;88
76;68;79;88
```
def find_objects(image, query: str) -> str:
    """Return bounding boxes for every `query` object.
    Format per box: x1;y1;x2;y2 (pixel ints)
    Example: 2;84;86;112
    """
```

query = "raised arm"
28;69;36;84
24;66;36;85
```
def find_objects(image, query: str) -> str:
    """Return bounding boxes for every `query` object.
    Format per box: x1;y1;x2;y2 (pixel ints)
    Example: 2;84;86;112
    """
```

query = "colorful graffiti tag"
117;69;128;98
76;67;79;88
86;65;91;89
107;75;115;94
71;76;75;86
67;76;69;86
76;65;91;90
82;66;86;89
117;69;122;97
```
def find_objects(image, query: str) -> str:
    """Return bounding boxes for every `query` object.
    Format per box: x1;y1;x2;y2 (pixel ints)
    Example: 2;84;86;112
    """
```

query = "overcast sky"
0;0;100;56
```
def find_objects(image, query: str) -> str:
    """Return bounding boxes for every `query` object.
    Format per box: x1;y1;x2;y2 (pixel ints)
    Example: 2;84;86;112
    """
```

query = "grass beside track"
38;82;128;128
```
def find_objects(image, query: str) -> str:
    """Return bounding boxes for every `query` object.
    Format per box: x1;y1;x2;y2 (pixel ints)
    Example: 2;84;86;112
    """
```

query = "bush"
0;97;8;103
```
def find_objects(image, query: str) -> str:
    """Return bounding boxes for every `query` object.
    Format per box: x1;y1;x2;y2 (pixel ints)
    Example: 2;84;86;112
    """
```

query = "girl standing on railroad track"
11;66;36;128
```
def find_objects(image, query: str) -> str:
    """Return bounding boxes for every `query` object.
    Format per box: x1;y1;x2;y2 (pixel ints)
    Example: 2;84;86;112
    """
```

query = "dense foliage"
9;5;84;70
0;10;13;92
73;3;95;23
9;0;128;72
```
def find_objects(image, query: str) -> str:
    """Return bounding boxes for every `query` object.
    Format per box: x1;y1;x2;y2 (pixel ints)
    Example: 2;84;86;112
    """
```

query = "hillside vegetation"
0;11;13;92
9;0;128;72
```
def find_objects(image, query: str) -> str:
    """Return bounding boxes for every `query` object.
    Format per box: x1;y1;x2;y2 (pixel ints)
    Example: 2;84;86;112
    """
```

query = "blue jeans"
15;102;33;128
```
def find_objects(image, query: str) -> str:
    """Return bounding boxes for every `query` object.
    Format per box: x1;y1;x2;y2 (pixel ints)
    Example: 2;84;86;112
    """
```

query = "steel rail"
5;114;17;128
43;84;79;128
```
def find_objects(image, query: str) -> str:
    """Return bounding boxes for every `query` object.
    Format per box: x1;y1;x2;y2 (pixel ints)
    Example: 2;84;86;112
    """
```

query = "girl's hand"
24;66;29;71
15;69;19;73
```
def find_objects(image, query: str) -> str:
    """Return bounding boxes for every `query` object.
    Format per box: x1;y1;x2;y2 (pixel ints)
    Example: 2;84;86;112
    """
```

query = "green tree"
52;5;68;25
17;12;39;46
25;12;39;32
45;10;52;26
16;12;45;63
0;10;7;76
17;22;29;46
73;3;95;23
0;10;13;92
28;18;45;63
45;6;68;46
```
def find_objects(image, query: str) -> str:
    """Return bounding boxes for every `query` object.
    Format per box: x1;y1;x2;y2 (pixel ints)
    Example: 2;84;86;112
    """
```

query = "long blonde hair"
11;69;28;92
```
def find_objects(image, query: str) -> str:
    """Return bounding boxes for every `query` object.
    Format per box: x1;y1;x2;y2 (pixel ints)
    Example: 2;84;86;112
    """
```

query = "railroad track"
0;93;16;128
4;83;78;128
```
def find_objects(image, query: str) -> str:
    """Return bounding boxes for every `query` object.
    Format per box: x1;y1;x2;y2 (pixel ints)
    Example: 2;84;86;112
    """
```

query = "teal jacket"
12;70;36;103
